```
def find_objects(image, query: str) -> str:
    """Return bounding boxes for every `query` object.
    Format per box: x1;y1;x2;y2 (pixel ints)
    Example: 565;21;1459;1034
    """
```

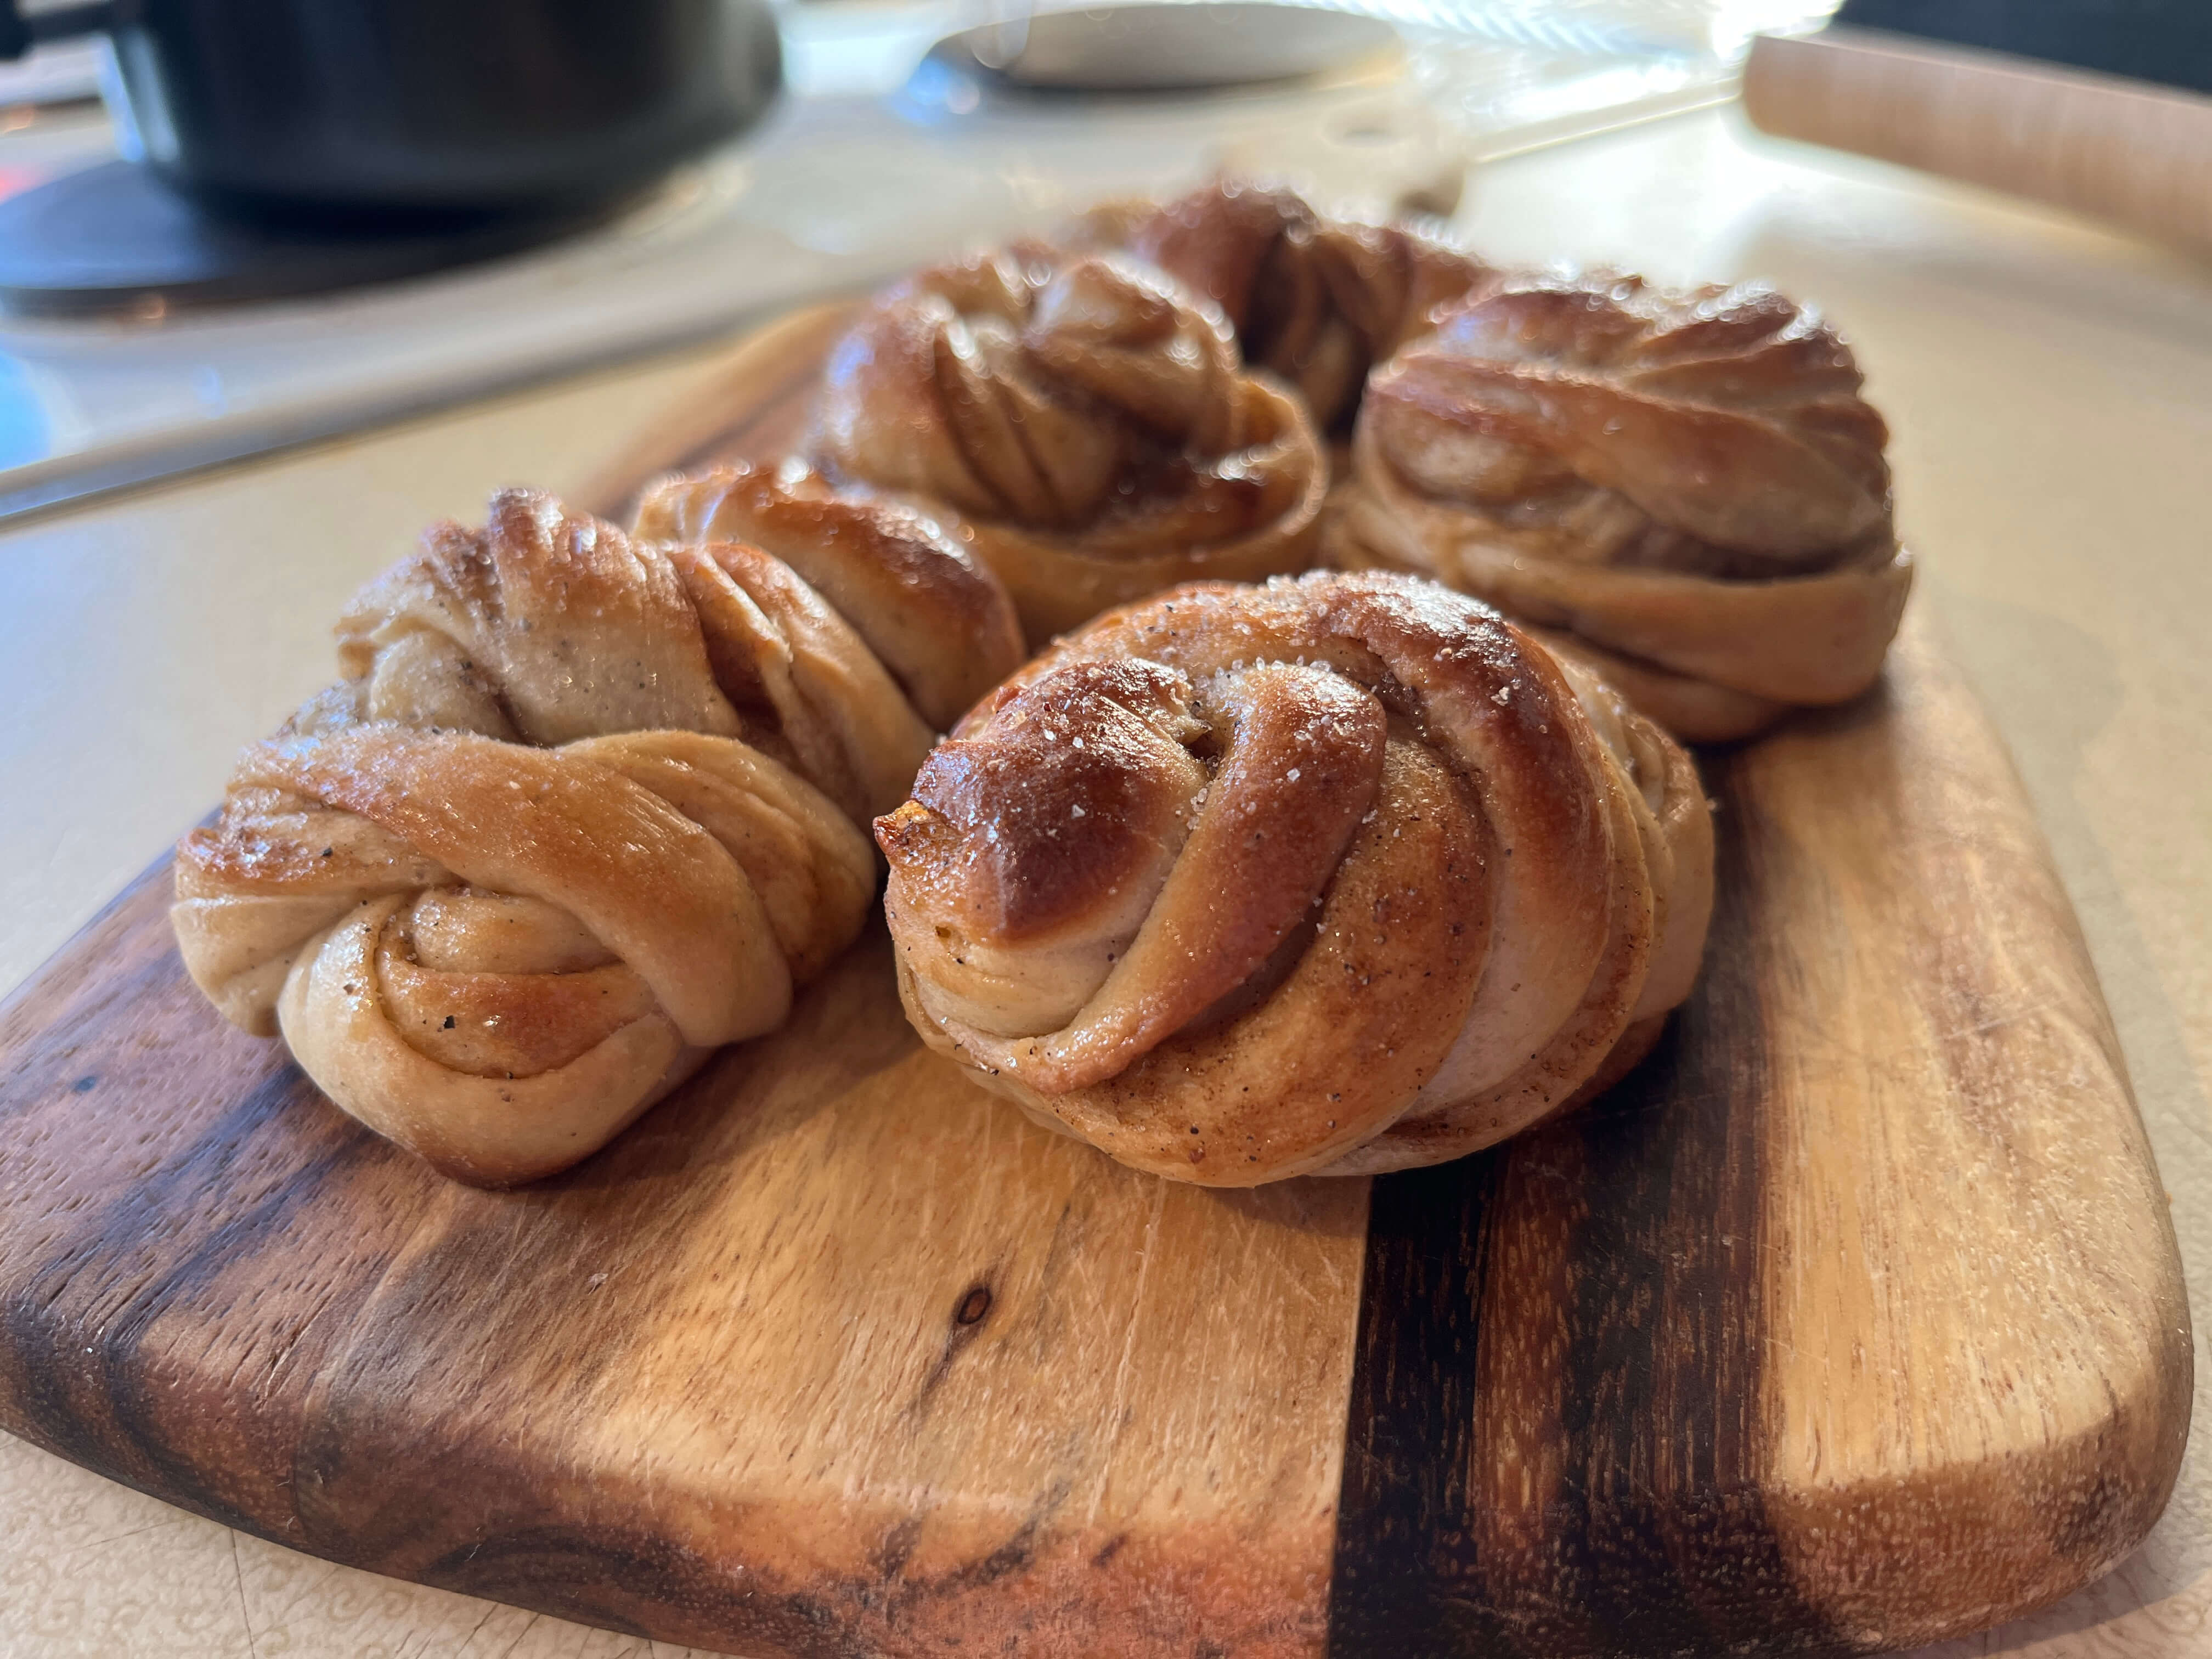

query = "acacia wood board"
0;305;2192;1659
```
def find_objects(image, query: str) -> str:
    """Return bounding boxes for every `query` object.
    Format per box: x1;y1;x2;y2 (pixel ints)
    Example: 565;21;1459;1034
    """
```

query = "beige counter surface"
1;108;2207;1658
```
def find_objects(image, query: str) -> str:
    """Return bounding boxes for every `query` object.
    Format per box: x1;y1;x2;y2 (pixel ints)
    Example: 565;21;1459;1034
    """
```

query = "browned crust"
877;568;1714;1183
1379;270;1894;561
889;658;1209;941
171;488;890;1187
812;250;1330;647
1328;277;1916;736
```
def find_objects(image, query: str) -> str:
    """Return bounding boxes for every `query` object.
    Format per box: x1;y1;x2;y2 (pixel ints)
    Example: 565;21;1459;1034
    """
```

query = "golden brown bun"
1070;179;1497;432
876;569;1713;1184
812;249;1328;646
1325;271;1913;742
171;489;915;1186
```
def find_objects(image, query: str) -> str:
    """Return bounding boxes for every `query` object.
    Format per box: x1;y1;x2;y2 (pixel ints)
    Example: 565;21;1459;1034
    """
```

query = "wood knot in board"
954;1284;992;1327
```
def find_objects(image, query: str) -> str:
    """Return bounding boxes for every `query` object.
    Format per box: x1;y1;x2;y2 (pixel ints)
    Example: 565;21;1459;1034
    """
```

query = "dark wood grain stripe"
1327;1146;1512;1659
0;867;424;1546
1328;755;1851;1659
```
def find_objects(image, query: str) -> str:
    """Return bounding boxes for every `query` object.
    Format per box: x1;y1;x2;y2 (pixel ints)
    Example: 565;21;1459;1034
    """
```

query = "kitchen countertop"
1;105;2206;1659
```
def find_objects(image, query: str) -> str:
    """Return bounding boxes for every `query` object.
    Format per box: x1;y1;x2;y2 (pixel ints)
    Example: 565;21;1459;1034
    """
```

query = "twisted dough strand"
814;249;1327;645
633;458;1027;754
1073;179;1497;432
1328;271;1912;741
174;486;1020;1184
877;571;1713;1184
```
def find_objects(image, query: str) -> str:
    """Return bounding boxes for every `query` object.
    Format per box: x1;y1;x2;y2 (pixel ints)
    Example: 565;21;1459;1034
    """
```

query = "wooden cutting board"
0;306;2191;1659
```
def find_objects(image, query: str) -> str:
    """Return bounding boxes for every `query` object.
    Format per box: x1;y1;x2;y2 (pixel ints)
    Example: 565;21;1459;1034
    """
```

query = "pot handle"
1;3;116;62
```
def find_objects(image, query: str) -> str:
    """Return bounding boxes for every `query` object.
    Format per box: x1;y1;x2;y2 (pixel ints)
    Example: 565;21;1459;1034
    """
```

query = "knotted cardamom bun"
812;247;1328;646
172;489;914;1185
1326;270;1915;743
875;569;1713;1185
1073;179;1496;433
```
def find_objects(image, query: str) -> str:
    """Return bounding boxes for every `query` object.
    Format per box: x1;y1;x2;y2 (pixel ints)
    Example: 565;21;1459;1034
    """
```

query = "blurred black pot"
0;0;783;225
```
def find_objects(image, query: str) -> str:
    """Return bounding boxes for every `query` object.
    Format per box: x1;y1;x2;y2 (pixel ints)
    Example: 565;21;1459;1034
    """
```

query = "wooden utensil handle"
1744;26;2212;255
